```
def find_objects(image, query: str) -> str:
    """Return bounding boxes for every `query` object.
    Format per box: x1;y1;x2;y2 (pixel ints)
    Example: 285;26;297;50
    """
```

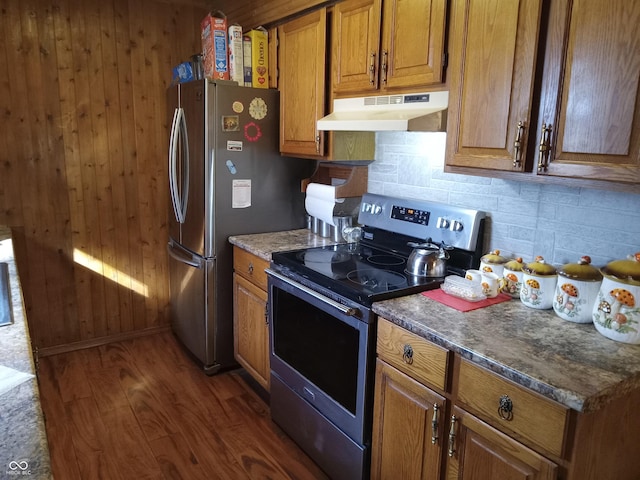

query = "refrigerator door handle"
168;107;189;224
169;108;181;222
167;239;203;269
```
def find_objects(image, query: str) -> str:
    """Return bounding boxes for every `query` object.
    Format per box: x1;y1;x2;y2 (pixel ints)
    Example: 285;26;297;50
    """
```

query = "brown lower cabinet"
233;246;270;391
371;359;446;479
372;317;640;480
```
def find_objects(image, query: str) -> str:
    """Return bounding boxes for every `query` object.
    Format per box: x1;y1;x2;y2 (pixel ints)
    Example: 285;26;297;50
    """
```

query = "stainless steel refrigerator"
167;79;315;374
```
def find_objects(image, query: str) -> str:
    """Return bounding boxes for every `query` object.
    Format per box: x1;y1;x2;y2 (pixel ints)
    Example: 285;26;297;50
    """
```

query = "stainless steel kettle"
405;241;451;277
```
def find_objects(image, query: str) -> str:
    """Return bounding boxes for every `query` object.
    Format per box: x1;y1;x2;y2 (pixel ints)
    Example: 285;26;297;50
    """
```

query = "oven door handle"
266;269;358;317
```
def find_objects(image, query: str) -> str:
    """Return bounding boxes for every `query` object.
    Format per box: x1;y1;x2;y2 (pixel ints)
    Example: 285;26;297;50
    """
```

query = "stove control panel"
390;205;430;225
358;193;486;251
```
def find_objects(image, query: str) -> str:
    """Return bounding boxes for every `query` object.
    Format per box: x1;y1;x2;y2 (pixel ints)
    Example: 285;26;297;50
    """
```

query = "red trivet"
422;288;512;312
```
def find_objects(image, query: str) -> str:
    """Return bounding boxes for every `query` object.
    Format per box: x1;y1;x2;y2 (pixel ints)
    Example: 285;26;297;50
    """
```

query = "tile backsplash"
369;131;640;268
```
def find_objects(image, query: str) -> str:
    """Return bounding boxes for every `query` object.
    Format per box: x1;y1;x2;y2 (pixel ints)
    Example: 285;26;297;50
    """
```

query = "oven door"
267;269;375;479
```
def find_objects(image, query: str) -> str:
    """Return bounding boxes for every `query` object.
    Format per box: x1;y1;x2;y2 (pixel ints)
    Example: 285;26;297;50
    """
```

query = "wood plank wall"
0;0;206;353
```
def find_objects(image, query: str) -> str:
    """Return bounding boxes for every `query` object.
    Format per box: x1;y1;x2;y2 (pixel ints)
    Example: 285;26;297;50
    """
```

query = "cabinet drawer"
456;359;569;457
376;317;448;391
233;247;270;290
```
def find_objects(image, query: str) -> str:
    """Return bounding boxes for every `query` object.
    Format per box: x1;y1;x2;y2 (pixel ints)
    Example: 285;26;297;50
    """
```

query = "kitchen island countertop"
0;232;52;478
373;293;640;413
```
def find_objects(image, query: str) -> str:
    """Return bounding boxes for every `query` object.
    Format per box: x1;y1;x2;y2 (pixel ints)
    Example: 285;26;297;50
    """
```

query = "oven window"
272;288;360;415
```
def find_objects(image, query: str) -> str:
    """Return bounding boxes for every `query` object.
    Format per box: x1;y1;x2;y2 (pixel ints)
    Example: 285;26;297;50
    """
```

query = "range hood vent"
317;91;448;132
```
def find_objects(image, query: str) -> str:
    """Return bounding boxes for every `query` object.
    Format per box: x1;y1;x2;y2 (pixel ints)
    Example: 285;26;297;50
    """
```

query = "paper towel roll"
305;183;344;226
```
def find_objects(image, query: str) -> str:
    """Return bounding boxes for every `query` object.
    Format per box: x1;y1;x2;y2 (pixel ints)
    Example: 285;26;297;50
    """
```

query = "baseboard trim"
37;325;171;357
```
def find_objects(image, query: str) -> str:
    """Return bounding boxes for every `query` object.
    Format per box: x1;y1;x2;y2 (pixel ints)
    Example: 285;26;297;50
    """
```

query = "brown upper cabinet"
535;0;640;185
278;8;328;158
331;0;447;95
446;0;640;188
445;0;543;172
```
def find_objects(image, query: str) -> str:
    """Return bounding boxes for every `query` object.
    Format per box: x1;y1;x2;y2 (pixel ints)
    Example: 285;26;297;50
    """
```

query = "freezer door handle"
167;240;203;268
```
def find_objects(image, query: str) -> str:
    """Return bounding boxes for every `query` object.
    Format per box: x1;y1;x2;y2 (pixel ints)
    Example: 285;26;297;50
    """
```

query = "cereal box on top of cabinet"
242;34;252;87
246;27;268;88
201;11;229;80
228;24;244;84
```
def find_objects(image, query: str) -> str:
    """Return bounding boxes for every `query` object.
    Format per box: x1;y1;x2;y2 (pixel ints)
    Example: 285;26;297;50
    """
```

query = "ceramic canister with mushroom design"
480;250;509;277
520;256;557;309
592;253;640;344
502;257;524;298
553;256;602;323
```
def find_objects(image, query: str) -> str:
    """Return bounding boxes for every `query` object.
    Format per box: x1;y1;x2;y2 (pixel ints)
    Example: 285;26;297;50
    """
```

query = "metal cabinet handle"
448;415;457;457
537;123;552;172
498;394;514;420
431;404;439;444
513;121;524;169
248;262;254;274
369;52;376;85
315;134;320;154
402;344;414;364
381;50;388;85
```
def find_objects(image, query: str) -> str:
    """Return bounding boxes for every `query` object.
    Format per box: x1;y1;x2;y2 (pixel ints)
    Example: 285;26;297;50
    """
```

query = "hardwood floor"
37;332;328;480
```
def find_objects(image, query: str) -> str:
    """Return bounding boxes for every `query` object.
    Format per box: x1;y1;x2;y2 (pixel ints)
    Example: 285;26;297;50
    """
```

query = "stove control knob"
372;204;382;215
450;220;464;232
436;217;450;229
362;202;372;213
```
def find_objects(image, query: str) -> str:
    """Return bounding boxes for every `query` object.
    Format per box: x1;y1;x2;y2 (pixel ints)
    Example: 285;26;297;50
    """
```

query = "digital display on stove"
391;205;430;225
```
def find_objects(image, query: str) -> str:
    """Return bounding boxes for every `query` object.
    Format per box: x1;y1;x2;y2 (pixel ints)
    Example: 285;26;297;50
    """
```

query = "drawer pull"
448;415;457;457
498;394;514;421
431;404;439;444
402;344;414;364
248;262;254;274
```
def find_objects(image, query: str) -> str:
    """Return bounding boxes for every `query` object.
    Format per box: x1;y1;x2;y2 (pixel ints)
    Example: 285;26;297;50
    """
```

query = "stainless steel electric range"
266;193;486;480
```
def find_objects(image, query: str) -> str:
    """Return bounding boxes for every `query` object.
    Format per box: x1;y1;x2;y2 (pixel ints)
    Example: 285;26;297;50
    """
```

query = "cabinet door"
380;0;447;90
371;359;445;480
278;9;327;157
446;0;543;172
536;0;640;184
332;0;382;94
446;407;557;480
233;274;269;390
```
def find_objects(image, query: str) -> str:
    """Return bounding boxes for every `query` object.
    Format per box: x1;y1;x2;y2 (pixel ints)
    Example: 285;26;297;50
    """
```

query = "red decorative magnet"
244;122;262;142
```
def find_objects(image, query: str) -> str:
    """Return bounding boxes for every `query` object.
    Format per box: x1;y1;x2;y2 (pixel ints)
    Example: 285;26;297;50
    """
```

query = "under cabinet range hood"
317;91;448;132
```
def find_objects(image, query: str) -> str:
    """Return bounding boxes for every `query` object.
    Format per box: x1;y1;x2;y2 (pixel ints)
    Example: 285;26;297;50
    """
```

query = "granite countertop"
372;294;640;413
0;233;52;479
228;229;640;414
229;228;338;261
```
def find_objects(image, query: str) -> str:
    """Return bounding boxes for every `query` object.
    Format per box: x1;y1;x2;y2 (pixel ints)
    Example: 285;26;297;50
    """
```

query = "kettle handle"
408;241;439;249
407;241;453;250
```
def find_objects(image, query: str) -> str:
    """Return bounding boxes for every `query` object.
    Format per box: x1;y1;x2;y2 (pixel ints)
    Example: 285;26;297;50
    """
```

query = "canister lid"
601;252;640;286
523;256;557;276
481;249;509;265
504;257;524;272
558;256;603;282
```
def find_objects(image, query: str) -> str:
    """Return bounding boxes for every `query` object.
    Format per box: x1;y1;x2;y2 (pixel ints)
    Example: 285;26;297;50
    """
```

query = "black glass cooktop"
271;243;443;305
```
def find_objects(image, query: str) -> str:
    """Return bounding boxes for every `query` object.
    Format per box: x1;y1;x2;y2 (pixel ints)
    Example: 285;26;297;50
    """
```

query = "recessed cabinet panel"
381;0;446;90
371;359;445;480
449;407;558;480
459;0;520;151
332;0;381;93
537;0;640;183
446;0;542;171
279;9;327;157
